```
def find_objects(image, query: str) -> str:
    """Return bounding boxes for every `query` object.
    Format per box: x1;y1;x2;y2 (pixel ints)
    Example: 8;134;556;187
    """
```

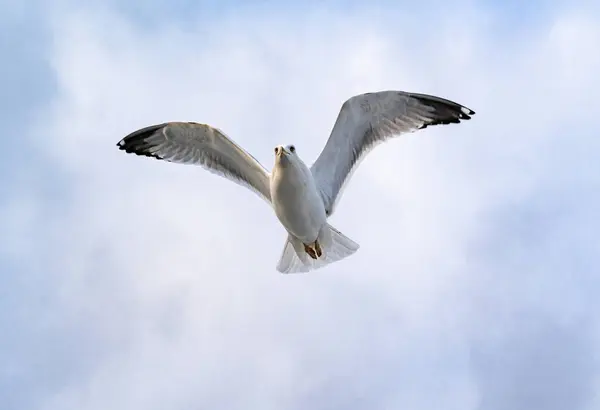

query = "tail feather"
276;223;359;274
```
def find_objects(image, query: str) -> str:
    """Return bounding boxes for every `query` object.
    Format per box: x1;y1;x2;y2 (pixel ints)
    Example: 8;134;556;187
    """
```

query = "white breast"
270;154;327;243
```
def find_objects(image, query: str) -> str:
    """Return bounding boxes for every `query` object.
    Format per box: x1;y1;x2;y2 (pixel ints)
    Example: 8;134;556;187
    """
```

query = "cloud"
471;314;596;410
2;3;600;410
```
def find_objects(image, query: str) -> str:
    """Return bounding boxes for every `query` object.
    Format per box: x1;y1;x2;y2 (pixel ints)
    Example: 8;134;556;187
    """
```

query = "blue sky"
1;0;600;409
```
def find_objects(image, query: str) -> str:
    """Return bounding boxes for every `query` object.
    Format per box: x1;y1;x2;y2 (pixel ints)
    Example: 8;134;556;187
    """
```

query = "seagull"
117;90;475;273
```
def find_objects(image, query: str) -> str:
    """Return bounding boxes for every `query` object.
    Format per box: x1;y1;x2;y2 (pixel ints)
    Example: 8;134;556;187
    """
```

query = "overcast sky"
1;0;599;409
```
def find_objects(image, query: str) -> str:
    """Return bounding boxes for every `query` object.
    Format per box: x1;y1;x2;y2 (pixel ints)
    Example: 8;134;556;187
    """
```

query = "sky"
1;0;599;409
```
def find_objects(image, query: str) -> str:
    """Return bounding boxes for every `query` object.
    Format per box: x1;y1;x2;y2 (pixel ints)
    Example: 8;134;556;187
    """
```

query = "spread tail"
276;223;359;274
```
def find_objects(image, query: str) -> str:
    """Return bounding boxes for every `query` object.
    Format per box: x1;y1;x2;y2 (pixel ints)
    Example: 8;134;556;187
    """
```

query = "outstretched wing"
310;91;475;216
117;122;272;203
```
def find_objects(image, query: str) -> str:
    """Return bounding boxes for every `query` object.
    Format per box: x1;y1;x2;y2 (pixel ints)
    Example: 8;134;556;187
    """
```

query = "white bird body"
270;145;326;244
117;90;475;273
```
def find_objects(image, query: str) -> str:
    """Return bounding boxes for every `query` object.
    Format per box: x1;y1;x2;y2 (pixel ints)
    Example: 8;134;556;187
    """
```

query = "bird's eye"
274;147;279;155
289;145;295;153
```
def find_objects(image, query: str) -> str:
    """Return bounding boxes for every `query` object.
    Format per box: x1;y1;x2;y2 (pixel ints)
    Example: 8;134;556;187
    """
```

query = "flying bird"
117;90;475;273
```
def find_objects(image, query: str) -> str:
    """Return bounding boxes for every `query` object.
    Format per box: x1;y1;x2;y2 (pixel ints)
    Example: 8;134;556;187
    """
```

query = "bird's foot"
314;240;322;258
304;243;317;259
304;240;322;260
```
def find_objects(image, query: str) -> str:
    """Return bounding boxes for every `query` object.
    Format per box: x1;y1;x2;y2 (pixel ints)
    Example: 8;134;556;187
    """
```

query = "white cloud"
5;3;600;410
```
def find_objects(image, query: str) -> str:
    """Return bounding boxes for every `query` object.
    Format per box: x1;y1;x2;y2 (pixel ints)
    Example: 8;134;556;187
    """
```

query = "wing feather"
310;91;475;216
117;122;272;203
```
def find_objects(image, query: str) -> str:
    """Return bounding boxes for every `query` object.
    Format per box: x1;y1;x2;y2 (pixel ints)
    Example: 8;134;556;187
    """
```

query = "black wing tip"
411;94;476;130
116;123;167;159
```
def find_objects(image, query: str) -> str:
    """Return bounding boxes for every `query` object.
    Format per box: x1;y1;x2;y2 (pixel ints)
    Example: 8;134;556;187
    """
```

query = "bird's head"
274;144;297;166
